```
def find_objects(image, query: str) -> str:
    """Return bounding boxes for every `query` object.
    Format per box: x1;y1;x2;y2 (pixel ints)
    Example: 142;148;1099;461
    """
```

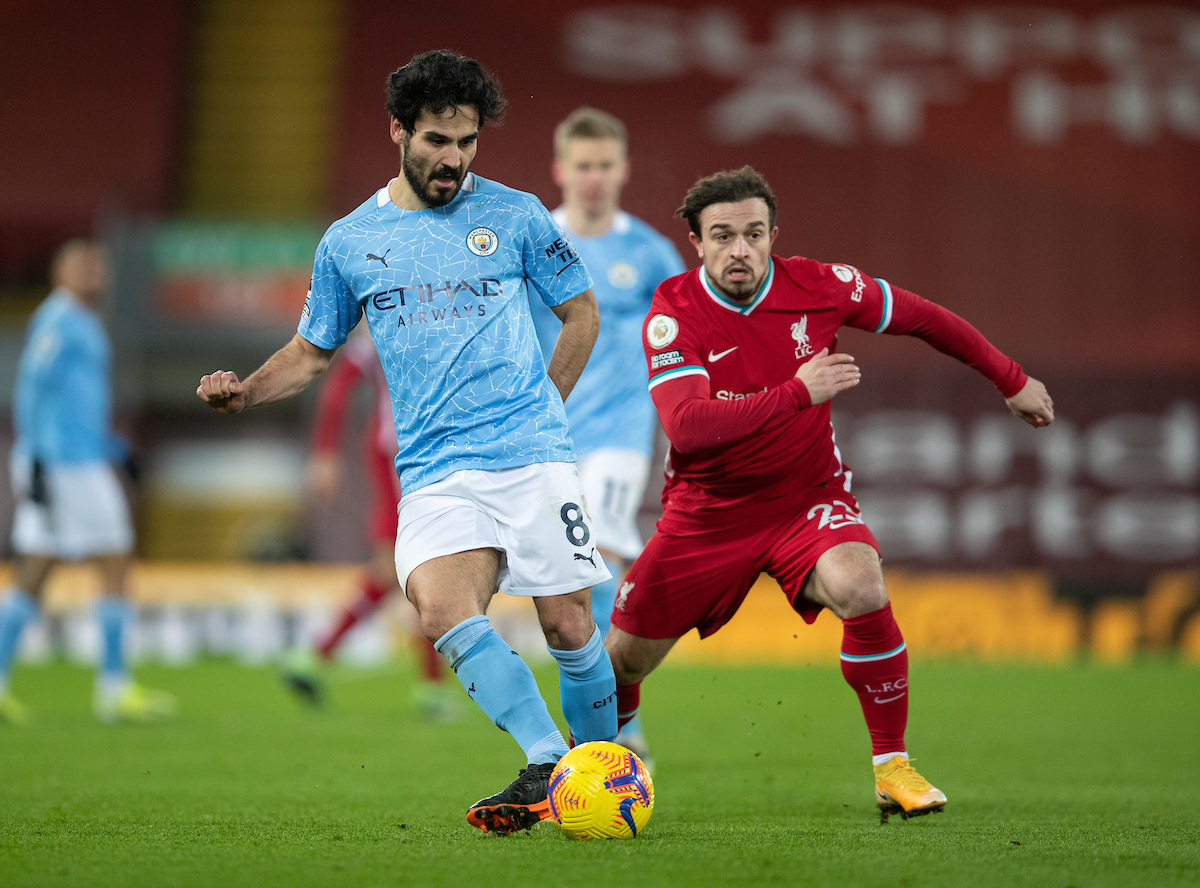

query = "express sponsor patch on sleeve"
832;264;866;302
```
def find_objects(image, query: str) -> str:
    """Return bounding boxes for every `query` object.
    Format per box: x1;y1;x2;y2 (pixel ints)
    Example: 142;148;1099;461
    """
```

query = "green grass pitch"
1;658;1197;887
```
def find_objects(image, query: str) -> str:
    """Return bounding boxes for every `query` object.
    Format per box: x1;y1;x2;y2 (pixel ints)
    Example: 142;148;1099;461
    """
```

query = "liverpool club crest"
791;316;814;358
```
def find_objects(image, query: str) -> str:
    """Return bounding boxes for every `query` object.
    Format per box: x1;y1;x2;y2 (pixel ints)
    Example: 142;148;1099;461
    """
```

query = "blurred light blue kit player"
197;51;617;835
529;108;686;763
0;239;176;725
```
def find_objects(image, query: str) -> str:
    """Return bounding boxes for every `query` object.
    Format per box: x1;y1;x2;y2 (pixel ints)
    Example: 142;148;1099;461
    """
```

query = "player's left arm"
546;289;600;402
521;196;597;401
848;277;1053;428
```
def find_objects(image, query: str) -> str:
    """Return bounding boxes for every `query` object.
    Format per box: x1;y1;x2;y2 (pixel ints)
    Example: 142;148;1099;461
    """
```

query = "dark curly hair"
385;50;507;133
675;166;777;236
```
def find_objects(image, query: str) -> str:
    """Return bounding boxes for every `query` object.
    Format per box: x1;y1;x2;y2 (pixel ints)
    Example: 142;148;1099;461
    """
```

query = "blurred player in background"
607;167;1055;821
281;329;459;720
0;239;177;725
199;50;617;835
529;107;685;767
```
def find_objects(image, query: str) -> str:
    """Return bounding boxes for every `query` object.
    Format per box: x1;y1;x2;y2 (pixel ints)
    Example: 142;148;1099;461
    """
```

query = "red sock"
616;682;641;733
416;634;443;681
316;575;390;660
839;602;908;756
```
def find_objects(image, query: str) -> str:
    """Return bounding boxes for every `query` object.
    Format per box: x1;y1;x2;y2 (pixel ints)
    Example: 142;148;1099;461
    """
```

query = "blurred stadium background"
0;0;1197;670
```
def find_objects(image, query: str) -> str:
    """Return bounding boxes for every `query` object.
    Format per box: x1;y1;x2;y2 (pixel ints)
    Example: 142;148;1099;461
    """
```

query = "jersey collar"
551;207;630;237
376;173;477;209
699;258;775;315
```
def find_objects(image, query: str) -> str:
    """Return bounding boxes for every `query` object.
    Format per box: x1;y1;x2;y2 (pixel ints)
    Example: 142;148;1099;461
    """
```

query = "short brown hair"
675;166;777;236
553;107;627;158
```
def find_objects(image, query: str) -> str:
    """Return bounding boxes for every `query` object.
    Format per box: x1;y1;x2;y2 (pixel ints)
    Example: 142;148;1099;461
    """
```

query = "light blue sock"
96;597;131;679
620;713;646;739
548;625;617;744
436;615;568;765
0;588;37;682
587;562;646;744
589;559;620;638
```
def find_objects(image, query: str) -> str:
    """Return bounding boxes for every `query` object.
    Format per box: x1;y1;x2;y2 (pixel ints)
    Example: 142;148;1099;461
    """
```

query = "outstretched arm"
197;333;336;415
547;289;600;402
879;285;1053;428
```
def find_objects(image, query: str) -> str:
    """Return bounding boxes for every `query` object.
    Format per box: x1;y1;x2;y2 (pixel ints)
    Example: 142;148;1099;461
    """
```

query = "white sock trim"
840;642;906;662
527;731;570;764
873;751;908;766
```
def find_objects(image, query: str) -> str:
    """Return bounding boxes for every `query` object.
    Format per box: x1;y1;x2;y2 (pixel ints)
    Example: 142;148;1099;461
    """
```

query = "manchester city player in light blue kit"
529;108;686;768
198;51;616;835
0;239;177;725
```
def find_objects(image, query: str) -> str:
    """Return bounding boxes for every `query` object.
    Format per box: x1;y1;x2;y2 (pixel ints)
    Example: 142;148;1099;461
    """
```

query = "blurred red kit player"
605;167;1054;821
308;334;403;561
285;333;452;715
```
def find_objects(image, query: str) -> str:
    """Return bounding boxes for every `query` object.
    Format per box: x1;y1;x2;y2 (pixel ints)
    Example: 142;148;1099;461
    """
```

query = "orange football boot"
874;756;947;823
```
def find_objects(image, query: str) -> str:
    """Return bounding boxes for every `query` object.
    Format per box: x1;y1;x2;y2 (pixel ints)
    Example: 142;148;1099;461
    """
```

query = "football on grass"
548;741;654;839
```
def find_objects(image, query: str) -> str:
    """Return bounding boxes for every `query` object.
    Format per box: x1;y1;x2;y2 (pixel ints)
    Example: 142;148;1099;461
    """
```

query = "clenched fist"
197;370;247;415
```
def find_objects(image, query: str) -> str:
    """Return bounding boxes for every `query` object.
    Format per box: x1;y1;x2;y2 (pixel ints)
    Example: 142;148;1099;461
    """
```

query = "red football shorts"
611;485;880;640
366;441;401;545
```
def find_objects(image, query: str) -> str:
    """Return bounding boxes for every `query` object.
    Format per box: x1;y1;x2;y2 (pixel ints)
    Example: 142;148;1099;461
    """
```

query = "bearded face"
401;131;470;207
392;106;481;209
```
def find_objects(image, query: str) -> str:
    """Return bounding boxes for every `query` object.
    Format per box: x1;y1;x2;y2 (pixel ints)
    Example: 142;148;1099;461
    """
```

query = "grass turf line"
0;659;1197;887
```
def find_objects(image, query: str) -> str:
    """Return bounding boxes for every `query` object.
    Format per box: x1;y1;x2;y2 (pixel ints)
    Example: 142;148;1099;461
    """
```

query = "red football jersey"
642;255;1025;512
311;332;398;463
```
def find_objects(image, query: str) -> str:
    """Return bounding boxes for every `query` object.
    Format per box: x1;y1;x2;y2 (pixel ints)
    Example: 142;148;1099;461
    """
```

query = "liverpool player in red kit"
280;333;457;720
606;167;1054;821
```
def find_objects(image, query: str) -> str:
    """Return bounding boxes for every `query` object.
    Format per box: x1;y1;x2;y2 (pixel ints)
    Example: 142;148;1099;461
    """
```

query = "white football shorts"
394;461;613;597
577;448;651;561
9;454;134;559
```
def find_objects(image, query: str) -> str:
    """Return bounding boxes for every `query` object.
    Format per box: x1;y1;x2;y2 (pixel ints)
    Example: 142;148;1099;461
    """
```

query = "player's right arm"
643;296;860;452
198;334;335;414
650;352;857;451
795;348;861;404
13;319;63;448
200;231;360;415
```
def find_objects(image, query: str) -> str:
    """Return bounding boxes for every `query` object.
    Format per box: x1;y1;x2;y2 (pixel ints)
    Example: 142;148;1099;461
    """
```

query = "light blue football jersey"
298;174;594;494
13;289;115;465
530;210;686;458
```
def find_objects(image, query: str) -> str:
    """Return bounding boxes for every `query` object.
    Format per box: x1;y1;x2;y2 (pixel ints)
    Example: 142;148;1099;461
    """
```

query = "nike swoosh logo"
874;693;907;704
707;346;738;362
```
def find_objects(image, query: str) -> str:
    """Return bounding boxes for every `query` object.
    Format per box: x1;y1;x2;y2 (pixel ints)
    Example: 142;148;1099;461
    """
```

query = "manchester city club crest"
607;260;639;289
466;227;499;256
